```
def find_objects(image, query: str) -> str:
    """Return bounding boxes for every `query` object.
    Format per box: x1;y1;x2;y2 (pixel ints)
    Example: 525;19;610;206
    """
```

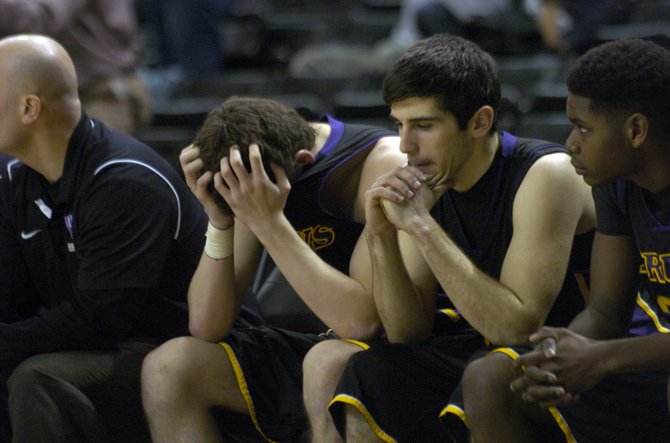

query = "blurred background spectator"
389;0;514;54
534;0;634;55
288;0;518;78
145;0;234;75
0;0;152;135
136;0;252;103
130;0;670;170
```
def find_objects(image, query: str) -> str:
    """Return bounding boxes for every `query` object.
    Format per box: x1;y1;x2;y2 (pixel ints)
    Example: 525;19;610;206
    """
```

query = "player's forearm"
596;334;670;375
408;217;537;345
187;252;242;341
256;216;381;339
367;229;434;342
569;304;631;340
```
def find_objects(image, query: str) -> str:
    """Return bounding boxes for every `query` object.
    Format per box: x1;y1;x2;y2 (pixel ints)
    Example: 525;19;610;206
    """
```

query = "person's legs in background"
7;338;160;443
7;351;116;443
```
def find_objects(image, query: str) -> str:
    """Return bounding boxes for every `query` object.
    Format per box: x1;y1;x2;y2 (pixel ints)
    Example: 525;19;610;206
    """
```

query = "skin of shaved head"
0;34;82;182
0;34;79;102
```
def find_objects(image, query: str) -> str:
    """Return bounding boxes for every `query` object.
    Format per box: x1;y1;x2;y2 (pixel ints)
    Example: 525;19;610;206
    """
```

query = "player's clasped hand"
364;164;425;235
511;326;607;408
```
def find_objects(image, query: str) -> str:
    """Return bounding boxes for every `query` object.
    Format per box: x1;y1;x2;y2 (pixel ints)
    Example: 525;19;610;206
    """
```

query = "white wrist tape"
204;222;234;260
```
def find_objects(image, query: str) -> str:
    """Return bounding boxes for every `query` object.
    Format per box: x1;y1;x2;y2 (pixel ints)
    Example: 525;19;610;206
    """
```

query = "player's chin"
581;172;609;187
425;173;452;191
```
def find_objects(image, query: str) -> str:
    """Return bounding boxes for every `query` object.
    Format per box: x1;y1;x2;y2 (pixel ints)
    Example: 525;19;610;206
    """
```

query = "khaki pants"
4;340;158;443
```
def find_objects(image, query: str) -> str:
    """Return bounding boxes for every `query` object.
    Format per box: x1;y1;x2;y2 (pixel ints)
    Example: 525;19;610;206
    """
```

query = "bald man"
0;35;221;442
0;0;152;135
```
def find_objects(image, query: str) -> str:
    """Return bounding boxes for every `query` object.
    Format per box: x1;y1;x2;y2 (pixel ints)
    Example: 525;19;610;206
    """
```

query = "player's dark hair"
382;33;501;132
567;38;670;140
194;96;315;214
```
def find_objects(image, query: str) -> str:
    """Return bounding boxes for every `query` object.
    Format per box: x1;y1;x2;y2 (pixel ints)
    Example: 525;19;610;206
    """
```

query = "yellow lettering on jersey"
658;296;670;314
639;252;669;284
296;225;336;251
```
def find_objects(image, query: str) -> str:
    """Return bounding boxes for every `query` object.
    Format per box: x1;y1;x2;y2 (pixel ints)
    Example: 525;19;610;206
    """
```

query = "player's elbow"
189;316;231;342
487;316;543;346
488;330;532;346
334;318;384;342
385;322;433;344
385;328;431;344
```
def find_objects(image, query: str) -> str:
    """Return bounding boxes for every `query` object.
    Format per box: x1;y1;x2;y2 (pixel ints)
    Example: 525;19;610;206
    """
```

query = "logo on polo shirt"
20;229;42;240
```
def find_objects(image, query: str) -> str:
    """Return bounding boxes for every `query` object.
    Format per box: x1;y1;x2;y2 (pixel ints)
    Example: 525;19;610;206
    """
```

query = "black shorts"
558;370;670;442
443;347;670;443
328;332;485;443
440;346;532;442
219;326;330;441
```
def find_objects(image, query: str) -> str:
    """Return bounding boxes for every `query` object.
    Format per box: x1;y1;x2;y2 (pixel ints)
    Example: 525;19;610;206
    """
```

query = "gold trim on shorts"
438;347;577;443
494;347;576;443
219;342;278;443
329;394;398;443
339;338;370;350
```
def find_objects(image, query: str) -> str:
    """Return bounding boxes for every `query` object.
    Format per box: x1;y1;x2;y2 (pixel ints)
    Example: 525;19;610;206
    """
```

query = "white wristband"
204;222;234;260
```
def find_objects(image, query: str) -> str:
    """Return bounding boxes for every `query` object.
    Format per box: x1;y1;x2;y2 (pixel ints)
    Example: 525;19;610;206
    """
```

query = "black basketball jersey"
283;115;396;274
432;132;592;330
596;180;670;335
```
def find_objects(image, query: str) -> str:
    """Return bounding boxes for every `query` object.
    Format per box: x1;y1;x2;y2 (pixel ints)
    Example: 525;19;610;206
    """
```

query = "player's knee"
303;341;329;380
141;336;205;402
462;352;514;406
7;359;50;395
303;340;359;385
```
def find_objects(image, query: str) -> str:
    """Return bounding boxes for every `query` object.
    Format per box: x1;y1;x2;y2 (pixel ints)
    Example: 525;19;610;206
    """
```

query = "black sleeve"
75;163;178;290
0;167;37;323
593;182;630;236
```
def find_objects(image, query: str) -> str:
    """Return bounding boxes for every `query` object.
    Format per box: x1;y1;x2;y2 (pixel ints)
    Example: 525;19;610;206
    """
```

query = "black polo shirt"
0;113;207;373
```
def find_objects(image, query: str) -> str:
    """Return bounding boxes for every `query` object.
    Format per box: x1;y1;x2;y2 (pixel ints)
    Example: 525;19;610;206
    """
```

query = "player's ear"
294;149;315;168
468;105;494;138
625;113;648;149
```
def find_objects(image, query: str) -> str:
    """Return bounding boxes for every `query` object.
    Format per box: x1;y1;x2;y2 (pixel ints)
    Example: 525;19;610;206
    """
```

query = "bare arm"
187;220;263;340
364;165;442;342
180;146;263;341
402;154;594;344
367;227;438;342
512;219;663;404
261;138;405;339
569;233;639;339
221;140;408;340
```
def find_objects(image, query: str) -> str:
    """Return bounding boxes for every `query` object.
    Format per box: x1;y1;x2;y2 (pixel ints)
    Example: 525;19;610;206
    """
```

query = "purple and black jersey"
594;180;670;335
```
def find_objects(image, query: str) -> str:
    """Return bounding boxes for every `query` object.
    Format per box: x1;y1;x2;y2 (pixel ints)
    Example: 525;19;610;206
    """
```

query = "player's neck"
629;143;670;193
453;132;500;192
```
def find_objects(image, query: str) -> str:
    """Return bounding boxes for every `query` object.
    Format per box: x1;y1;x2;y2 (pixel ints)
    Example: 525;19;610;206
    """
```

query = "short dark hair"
567;38;670;140
382;33;501;132
194;96;315;214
